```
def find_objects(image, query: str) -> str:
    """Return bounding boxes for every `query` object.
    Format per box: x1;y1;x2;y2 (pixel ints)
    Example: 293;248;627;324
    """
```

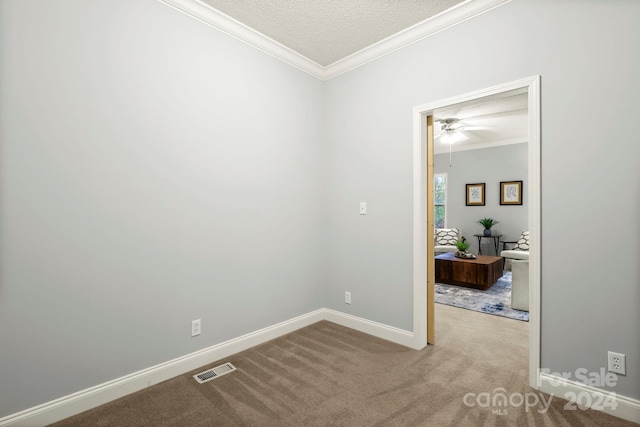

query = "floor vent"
193;362;236;384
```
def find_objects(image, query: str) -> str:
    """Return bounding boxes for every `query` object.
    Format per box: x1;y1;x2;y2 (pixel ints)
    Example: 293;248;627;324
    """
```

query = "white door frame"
411;76;541;388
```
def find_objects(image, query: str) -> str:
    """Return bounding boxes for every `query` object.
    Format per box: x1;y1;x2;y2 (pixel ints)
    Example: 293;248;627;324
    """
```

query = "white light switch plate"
191;319;201;337
359;202;367;215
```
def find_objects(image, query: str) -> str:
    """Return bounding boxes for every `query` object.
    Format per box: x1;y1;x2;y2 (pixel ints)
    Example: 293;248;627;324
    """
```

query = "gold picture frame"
500;180;523;205
466;183;485;206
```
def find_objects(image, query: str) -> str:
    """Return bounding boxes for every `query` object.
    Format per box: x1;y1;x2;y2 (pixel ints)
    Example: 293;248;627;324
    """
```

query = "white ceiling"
198;0;465;66
433;92;528;154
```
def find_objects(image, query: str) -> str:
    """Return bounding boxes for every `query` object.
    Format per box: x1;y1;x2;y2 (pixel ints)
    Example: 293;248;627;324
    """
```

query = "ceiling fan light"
441;130;468;144
440;133;455;144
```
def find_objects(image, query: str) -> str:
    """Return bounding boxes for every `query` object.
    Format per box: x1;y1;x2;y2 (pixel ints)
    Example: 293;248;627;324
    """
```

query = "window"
434;173;447;228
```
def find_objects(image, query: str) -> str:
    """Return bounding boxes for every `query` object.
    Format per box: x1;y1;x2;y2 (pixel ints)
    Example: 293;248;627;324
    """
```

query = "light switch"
360;202;367;215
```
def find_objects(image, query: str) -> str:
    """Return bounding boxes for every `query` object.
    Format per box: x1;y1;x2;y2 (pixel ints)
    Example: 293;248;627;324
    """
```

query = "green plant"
455;237;470;252
477;217;499;229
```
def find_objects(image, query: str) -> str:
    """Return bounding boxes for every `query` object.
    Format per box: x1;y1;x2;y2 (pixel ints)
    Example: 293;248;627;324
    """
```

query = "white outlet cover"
607;351;626;375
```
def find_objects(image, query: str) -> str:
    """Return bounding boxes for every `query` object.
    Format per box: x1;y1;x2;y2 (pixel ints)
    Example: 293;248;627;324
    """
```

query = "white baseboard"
323;309;415;348
0;309;414;427
0;309;325;427
538;372;640;424
5;313;639;427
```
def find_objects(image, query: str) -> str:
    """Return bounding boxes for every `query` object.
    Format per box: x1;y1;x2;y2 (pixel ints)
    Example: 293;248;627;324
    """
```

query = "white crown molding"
158;0;511;81
157;0;325;78
323;0;512;80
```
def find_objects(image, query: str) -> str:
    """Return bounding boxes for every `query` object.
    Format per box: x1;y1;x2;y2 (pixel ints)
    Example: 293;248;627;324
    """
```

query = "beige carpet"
50;305;635;426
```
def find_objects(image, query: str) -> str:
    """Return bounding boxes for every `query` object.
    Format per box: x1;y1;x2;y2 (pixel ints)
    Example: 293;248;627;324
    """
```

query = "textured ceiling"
199;0;465;66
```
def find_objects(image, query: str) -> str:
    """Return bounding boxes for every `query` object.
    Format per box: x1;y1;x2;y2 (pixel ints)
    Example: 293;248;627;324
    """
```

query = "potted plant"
478;217;499;236
454;237;471;258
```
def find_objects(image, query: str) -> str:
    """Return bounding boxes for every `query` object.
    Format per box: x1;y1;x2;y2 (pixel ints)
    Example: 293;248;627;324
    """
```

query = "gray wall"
325;0;639;400
0;0;326;416
1;0;640;418
435;143;528;255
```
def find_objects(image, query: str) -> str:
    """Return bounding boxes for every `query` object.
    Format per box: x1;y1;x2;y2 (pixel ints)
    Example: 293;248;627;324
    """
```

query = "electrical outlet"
345;291;351;304
191;319;201;337
608;351;626;375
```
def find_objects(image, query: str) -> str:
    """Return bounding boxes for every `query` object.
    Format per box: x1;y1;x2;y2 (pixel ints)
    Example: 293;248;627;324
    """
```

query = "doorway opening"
411;76;541;388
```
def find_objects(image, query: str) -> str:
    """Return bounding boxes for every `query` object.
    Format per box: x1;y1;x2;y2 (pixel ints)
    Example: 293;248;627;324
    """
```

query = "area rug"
435;271;529;321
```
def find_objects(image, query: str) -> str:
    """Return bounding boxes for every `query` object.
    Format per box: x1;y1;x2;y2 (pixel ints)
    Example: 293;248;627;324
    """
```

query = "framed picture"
466;183;485;206
500;180;523;205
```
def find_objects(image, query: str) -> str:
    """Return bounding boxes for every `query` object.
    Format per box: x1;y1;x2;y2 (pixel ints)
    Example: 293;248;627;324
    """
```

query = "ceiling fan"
434;118;478;141
434;118;480;166
436;118;462;132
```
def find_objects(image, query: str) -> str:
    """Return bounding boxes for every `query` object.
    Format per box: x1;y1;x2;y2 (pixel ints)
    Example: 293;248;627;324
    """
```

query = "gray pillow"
514;231;530;251
435;228;459;245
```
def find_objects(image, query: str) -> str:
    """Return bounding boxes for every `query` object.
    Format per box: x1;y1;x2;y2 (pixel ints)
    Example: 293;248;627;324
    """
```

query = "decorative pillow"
514;231;530;251
435;228;459;246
